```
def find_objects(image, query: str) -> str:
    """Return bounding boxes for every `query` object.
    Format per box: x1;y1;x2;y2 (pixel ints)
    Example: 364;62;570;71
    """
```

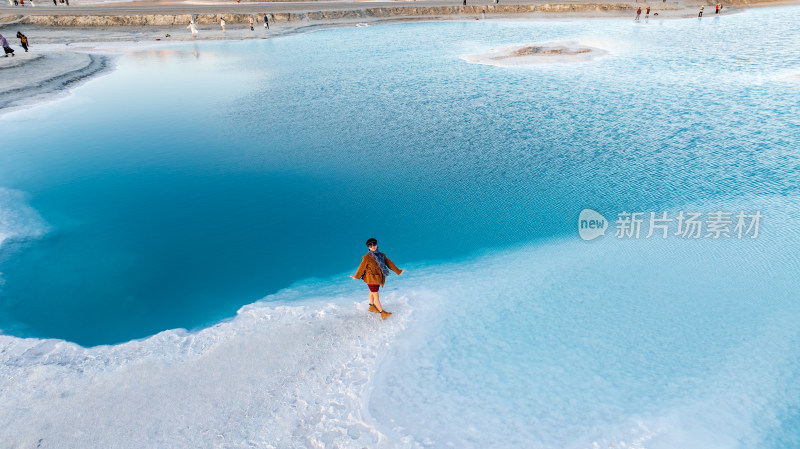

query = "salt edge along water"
0;285;423;448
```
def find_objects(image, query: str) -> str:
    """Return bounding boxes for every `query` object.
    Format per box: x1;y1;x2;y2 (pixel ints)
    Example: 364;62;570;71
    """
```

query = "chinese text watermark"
579;209;762;241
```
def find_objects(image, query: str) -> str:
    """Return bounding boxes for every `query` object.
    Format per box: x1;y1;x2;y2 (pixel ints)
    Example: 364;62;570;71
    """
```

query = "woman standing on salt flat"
350;238;404;320
187;20;198;38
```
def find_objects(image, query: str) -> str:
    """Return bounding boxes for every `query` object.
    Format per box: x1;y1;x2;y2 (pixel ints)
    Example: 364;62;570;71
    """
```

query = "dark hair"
366;238;378;247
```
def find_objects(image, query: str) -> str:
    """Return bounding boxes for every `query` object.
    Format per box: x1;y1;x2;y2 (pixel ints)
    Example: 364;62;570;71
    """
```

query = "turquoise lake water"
1;8;798;345
1;7;800;447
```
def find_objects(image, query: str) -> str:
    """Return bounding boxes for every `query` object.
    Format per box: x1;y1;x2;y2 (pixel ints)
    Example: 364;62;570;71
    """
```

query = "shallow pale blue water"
1;7;800;447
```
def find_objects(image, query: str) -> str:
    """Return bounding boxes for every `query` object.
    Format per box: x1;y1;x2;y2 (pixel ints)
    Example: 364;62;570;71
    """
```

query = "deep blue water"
0;7;799;351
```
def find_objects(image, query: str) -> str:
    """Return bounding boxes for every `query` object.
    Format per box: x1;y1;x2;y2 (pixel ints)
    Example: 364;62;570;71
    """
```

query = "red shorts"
368;284;380;292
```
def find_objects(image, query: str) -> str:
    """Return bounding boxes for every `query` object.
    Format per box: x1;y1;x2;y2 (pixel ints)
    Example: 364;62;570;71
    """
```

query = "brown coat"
353;252;402;286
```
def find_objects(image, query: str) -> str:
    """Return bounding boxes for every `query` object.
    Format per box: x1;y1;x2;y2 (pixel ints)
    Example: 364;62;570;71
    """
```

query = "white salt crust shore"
0;289;424;449
0;50;114;109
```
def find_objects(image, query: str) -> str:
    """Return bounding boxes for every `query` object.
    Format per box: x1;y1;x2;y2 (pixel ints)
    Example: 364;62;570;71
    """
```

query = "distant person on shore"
645;6;650;18
16;32;28;52
635;6;641;20
220;18;226;33
715;2;722;13
249;16;254;31
1;34;14;57
698;5;704;16
350;238;405;320
263;13;269;29
187;20;198;38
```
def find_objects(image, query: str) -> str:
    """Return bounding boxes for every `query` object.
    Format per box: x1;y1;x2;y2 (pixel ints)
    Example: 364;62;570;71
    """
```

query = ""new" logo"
578;209;608;241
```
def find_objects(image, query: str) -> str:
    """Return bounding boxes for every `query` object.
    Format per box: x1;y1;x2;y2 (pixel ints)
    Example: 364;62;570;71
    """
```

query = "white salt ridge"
0;286;426;449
